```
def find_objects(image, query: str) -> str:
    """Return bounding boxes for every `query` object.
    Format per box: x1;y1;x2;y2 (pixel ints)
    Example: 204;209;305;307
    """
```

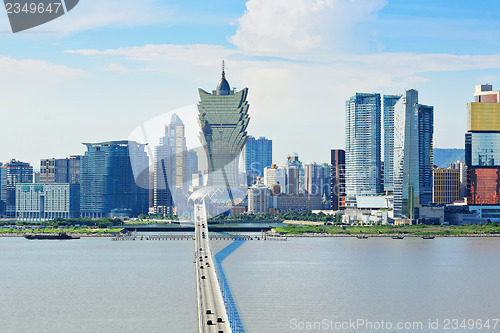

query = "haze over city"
2;0;500;166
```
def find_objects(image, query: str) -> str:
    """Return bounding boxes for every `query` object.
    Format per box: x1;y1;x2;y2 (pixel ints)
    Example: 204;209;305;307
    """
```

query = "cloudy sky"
1;0;500;168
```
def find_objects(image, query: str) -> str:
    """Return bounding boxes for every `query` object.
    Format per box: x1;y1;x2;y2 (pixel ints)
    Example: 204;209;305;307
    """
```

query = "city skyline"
2;1;500;167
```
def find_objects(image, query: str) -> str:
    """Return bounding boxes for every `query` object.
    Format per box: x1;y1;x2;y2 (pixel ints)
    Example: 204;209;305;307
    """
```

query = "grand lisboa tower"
189;62;250;216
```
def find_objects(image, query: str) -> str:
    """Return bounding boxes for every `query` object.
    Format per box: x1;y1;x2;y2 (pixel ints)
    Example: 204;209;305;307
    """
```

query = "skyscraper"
189;62;250;217
383;94;402;192
197;63;250;188
465;84;500;205
154;113;187;214
80;141;148;218
393;89;434;220
40;156;81;184
285;154;303;195
345;93;382;205
432;168;460;204
244;136;272;185
331;149;345;211
0;159;33;217
187;150;199;187
304;163;323;196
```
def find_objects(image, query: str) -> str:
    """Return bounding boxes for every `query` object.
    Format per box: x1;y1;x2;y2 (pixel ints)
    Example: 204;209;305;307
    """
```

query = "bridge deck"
195;203;232;333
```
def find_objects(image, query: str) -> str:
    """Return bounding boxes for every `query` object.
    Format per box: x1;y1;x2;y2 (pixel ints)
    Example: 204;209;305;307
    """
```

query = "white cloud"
0;56;83;78
35;0;172;34
230;0;386;53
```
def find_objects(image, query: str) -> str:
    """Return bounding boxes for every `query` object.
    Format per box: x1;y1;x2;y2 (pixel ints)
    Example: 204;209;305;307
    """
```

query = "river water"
1;236;499;332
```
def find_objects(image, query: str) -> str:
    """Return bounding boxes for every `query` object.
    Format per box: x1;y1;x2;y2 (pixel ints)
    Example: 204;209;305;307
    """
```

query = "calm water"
1;237;500;332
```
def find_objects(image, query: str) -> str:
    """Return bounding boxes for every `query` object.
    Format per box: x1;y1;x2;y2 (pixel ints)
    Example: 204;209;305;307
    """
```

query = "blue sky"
1;0;500;168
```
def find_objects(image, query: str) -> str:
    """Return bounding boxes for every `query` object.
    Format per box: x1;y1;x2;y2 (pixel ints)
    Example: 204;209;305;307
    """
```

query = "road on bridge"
194;203;232;333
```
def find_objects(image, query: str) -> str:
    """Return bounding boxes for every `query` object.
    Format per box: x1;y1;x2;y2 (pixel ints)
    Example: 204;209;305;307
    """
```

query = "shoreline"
1;232;500;238
281;233;500;237
0;233;114;238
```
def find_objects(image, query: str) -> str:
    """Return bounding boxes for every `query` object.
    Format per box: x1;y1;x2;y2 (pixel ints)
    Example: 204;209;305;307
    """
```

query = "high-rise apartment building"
466;84;500;205
0;159;33;217
187;150;199;187
154;113;187;214
331;149;345;211
263;164;286;190
80;141;148;218
304;163;324;196
432;168;460;204
393;89;434;220
247;179;271;214
383;94;402;192
345;93;382;205
40;156;81;184
244;136;272;185
285;154;303;195
450;161;467;199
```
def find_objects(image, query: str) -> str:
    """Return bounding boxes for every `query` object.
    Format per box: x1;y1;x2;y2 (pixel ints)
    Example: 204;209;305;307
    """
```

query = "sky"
2;0;500;168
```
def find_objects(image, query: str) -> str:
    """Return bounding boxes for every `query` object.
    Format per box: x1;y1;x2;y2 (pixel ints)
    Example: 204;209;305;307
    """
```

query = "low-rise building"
276;194;321;211
16;183;80;221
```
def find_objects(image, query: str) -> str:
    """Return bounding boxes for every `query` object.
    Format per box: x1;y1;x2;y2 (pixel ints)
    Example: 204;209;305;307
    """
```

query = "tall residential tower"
393;89;434;220
345;93;382;206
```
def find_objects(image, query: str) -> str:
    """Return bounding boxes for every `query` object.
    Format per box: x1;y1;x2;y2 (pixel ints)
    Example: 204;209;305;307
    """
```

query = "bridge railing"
213;239;247;333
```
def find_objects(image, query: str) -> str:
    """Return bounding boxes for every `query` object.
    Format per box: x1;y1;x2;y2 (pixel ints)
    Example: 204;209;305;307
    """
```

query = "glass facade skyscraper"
383;94;402;192
197;67;250;188
393;89;434;220
345;93;382;204
80;141;148;218
466;84;500;205
0;159;33;217
154;113;187;214
244;136;272;185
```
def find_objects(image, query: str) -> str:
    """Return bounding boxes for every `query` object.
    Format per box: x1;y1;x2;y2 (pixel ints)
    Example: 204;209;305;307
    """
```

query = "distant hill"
433;148;465;168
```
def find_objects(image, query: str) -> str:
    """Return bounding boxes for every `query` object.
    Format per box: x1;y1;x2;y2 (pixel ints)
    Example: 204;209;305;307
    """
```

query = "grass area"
274;223;500;236
0;227;122;234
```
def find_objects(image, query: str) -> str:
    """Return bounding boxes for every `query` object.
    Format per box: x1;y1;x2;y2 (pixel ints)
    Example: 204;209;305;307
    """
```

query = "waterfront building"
244;136;272;185
285;154;303;195
450;161;467;199
263;164;286;188
247;179;271;214
432;168;460;204
197;64;250;188
154;113;188;215
393;89;434;220
276;194;321;211
345;93;383;206
383;94;402;192
189;62;250;217
321;163;331;203
0;163;3;214
80;141;149;218
16;183;80;221
40;156;81;184
330;149;346;211
304;163;324;196
0;159;33;217
465;84;500;205
187;150;199;187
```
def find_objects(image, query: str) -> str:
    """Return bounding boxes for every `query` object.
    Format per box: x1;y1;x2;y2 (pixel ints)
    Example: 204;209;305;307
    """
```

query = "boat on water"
421;236;435;239
392;236;404;239
24;232;80;240
356;236;369;239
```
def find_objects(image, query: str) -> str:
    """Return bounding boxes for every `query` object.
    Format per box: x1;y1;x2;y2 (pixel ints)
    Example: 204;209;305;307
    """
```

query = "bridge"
194;202;233;333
